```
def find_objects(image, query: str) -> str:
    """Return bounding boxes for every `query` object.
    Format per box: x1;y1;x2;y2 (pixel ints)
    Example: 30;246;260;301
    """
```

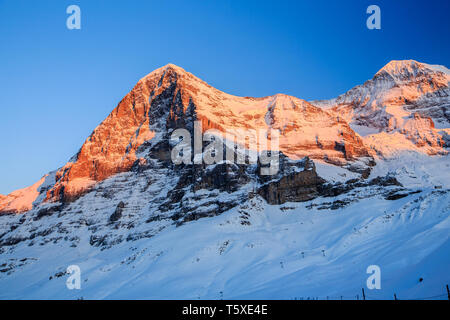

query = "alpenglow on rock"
0;63;389;213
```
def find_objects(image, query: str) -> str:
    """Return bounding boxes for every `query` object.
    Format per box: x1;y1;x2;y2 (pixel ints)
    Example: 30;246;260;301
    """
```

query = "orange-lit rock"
44;64;373;202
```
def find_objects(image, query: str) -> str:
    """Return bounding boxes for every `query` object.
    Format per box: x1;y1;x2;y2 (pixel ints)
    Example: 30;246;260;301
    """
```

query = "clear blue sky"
0;0;449;194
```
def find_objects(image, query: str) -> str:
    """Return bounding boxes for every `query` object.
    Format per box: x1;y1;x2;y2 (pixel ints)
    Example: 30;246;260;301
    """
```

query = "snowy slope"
0;164;448;299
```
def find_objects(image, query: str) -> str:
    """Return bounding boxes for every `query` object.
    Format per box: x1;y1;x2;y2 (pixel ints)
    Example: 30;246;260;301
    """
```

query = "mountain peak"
160;63;186;73
165;62;183;69
139;63;188;82
375;59;449;79
376;59;422;75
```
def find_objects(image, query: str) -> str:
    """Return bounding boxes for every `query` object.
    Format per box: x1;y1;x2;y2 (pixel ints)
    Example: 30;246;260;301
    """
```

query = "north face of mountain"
42;64;372;205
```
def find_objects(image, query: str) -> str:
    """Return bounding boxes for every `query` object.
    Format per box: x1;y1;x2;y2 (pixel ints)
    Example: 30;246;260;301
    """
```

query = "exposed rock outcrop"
258;158;325;205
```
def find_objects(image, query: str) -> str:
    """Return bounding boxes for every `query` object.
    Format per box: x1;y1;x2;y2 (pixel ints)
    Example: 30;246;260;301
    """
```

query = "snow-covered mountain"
0;61;449;300
312;60;450;157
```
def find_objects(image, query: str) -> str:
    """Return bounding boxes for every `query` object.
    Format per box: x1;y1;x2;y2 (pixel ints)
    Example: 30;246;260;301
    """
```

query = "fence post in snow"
362;288;366;300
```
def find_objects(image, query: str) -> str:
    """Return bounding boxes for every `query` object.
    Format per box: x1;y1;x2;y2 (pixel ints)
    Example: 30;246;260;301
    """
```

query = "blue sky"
0;0;449;194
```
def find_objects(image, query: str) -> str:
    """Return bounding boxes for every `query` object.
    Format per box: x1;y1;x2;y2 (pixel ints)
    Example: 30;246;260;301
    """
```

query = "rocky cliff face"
257;157;326;204
35;64;374;207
